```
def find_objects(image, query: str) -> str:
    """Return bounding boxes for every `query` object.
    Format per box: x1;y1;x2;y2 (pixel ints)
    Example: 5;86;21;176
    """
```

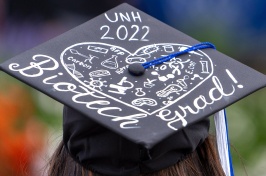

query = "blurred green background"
0;0;265;175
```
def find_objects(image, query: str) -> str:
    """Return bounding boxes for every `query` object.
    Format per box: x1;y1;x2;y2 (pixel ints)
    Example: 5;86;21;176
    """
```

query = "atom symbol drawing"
85;78;107;91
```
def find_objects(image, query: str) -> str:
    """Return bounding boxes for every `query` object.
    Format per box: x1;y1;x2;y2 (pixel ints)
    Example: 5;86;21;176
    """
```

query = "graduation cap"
1;3;266;176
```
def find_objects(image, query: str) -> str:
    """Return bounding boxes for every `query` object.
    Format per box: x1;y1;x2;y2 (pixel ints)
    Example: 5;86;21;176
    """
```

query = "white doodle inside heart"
60;42;213;115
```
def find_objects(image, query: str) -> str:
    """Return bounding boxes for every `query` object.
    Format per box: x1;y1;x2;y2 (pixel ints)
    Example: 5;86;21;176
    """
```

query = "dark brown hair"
47;135;225;176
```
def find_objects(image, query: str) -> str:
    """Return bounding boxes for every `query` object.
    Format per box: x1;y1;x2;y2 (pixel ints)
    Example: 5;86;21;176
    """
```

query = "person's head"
47;106;225;176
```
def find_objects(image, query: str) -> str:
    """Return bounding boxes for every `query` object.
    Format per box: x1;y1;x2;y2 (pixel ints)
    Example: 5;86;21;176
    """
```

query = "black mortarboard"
1;3;266;176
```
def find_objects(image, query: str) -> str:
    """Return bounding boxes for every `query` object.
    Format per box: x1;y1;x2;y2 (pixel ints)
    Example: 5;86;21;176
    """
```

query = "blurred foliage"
0;73;49;175
0;73;62;128
227;88;266;175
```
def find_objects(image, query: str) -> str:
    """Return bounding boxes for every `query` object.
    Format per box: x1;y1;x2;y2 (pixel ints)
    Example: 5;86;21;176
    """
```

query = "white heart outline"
60;42;214;115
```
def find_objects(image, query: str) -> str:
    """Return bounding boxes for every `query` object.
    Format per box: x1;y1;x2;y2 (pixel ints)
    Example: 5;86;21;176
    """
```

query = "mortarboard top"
0;3;266;151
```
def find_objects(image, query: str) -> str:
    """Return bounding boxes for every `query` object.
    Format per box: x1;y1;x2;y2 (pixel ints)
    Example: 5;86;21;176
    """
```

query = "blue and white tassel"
214;109;234;176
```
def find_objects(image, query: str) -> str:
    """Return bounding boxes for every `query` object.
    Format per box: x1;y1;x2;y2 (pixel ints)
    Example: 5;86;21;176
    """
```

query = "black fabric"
63;106;210;176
